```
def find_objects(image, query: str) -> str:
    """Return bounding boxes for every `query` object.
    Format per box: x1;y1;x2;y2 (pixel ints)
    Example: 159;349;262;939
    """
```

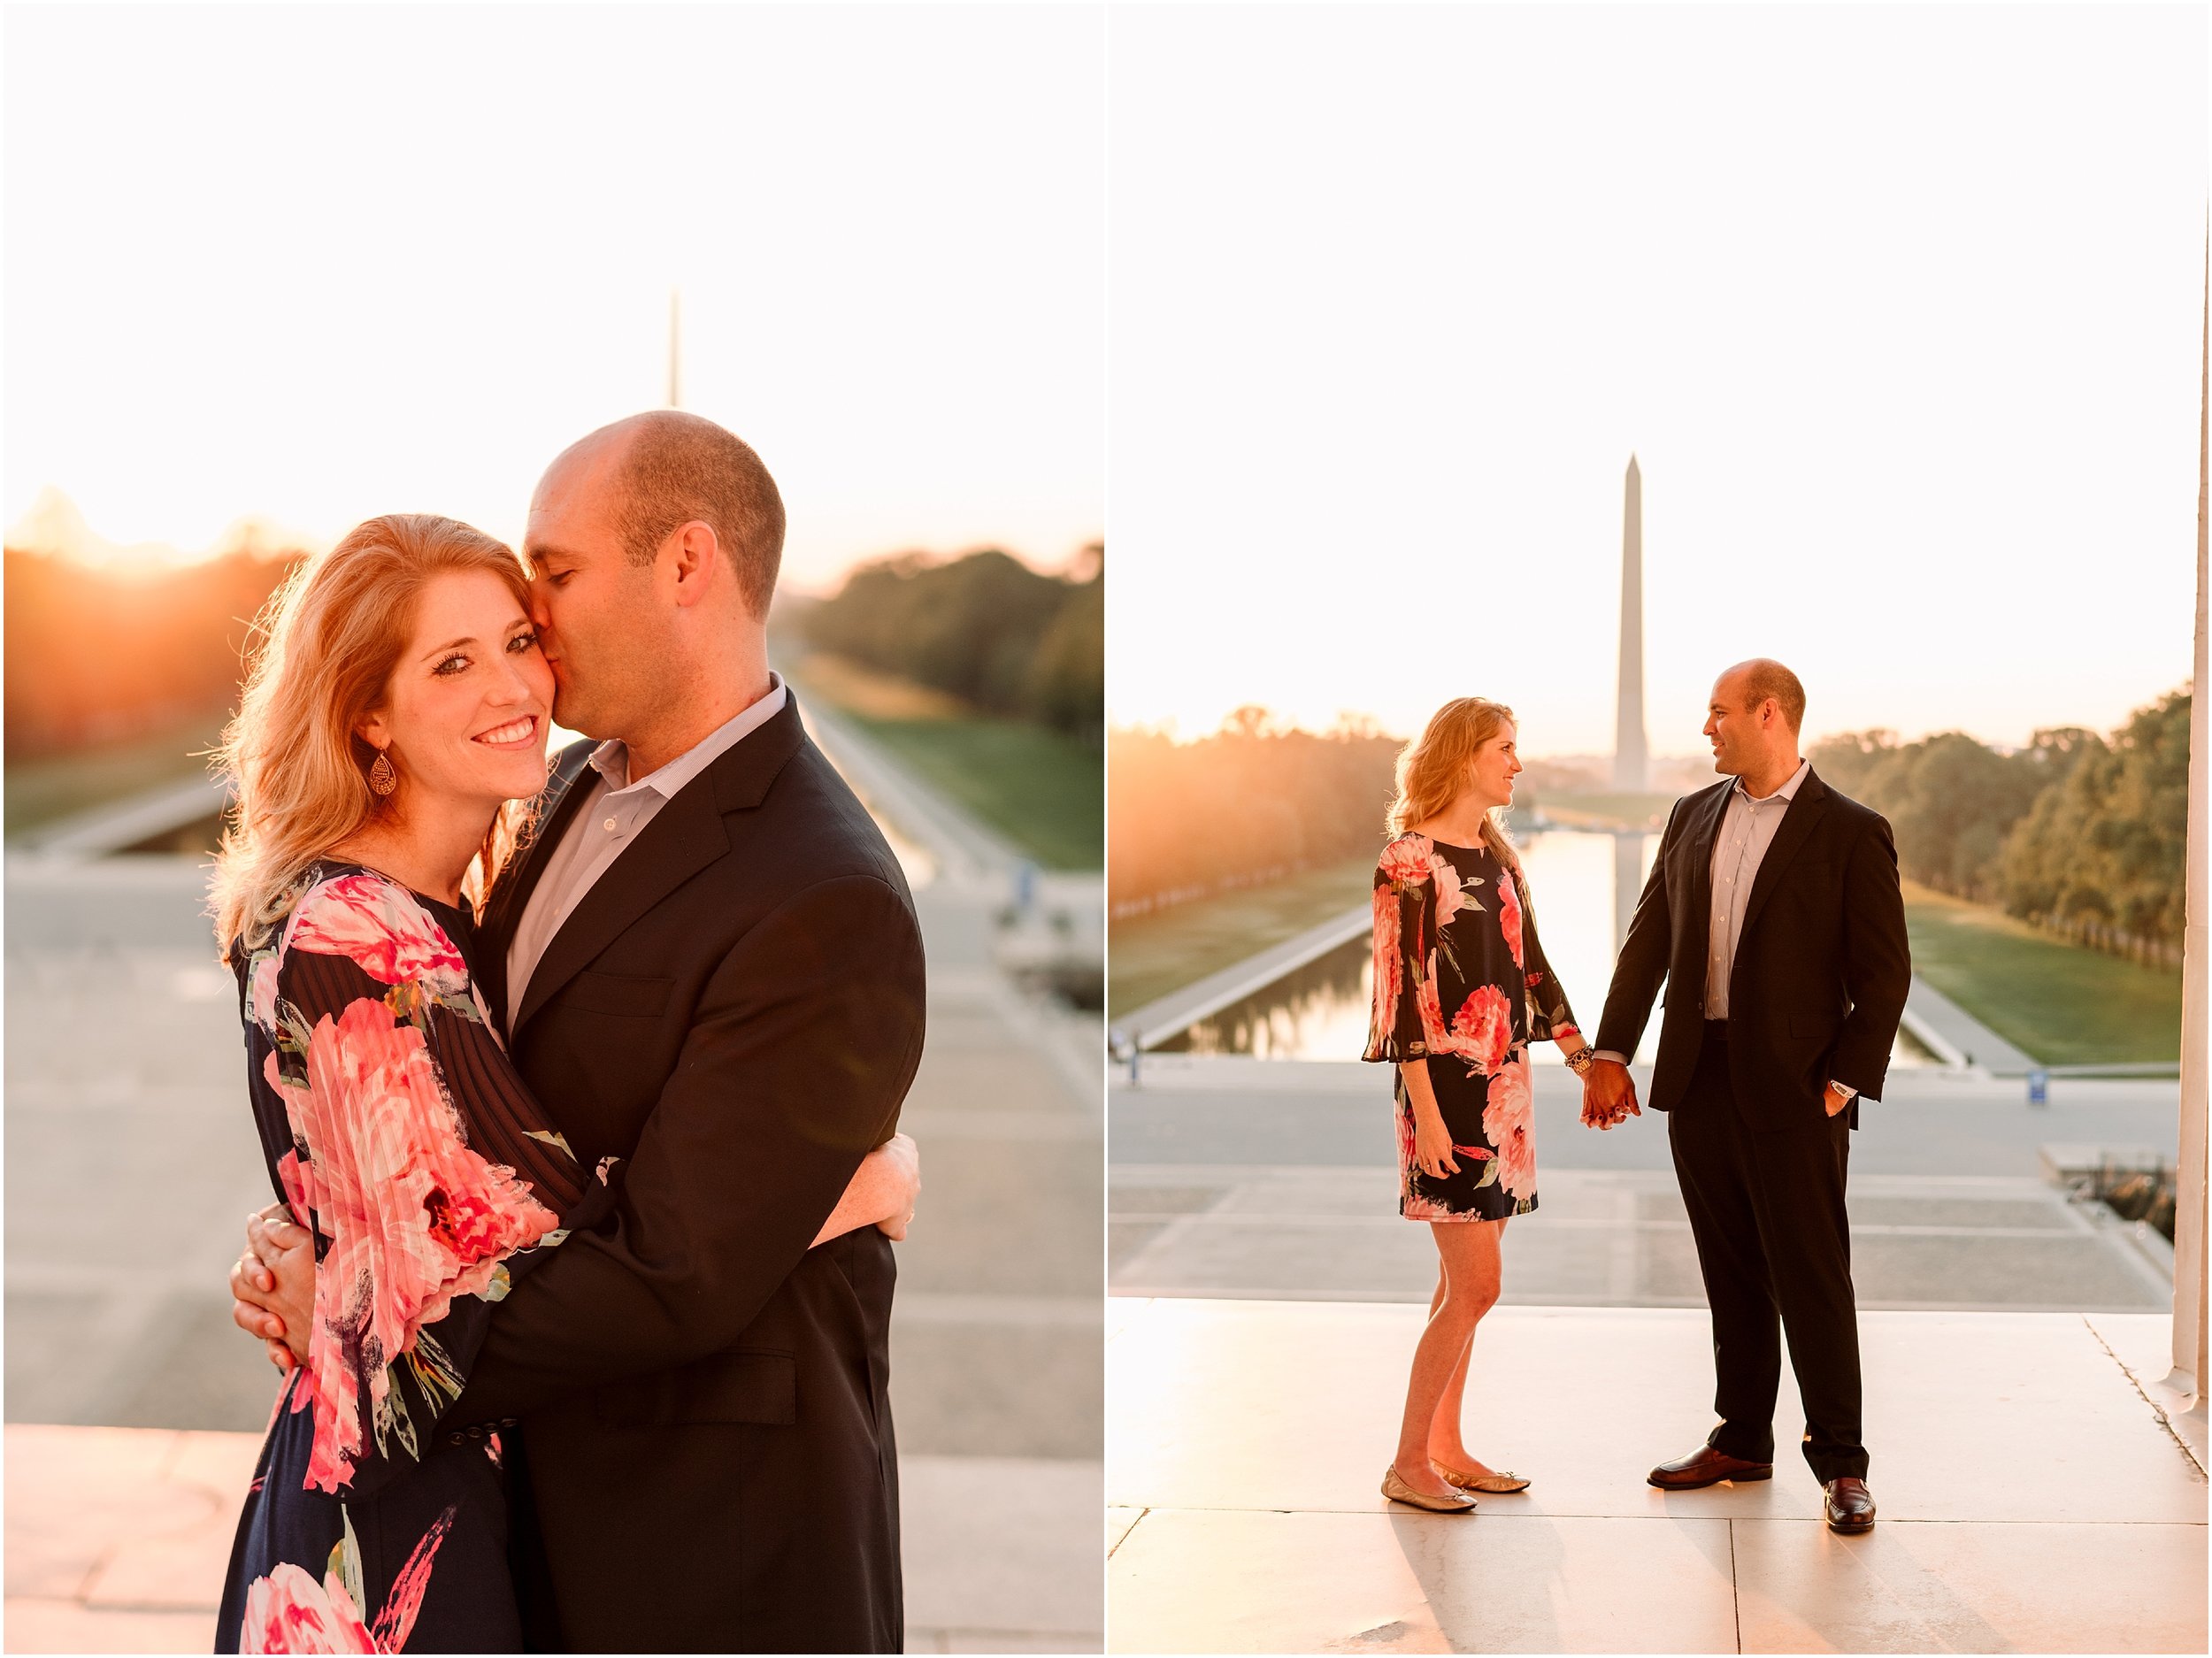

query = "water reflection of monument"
1612;456;1647;956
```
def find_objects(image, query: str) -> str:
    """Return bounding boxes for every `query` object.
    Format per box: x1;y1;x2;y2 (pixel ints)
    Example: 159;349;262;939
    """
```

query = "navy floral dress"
216;865;614;1654
1363;833;1580;1221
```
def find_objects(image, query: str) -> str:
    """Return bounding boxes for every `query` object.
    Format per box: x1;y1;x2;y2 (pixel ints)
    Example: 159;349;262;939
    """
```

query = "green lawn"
842;713;1102;871
1902;881;2181;1067
4;710;227;835
1110;854;1378;1017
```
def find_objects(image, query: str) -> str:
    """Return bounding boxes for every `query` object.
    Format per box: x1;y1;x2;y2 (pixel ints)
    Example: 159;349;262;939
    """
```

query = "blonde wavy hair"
210;514;539;958
1386;696;1525;879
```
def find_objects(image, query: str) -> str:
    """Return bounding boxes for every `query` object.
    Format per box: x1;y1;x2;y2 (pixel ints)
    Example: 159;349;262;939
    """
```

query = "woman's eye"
434;654;471;677
508;631;539;654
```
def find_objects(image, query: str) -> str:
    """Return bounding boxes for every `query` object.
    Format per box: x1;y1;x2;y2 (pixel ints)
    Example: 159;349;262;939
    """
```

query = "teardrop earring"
368;749;398;797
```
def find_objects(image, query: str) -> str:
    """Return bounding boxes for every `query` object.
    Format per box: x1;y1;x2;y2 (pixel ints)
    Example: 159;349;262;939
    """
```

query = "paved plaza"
1111;1056;2181;1312
1107;1298;2206;1654
4;707;1104;1653
1108;1054;2203;1652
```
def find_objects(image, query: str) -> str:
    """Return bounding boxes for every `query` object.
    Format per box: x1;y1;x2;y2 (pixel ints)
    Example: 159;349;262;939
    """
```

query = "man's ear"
667;521;723;608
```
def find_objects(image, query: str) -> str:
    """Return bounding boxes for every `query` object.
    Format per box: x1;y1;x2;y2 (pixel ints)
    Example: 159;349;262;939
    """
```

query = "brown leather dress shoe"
1824;1477;1876;1532
1647;1446;1775;1489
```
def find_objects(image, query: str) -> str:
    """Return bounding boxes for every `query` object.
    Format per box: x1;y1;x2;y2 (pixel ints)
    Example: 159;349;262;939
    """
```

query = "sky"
1107;5;2207;754
4;5;1105;592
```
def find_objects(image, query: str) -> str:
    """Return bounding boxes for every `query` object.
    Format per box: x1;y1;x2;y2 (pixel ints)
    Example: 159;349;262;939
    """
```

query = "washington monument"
1614;454;1648;792
1612;455;1648;956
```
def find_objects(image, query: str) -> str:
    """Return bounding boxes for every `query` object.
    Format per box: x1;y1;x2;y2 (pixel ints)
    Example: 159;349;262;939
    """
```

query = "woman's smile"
472;714;540;748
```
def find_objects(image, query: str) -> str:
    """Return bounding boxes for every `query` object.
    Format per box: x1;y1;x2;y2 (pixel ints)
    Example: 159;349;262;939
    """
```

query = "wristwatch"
1564;1047;1597;1078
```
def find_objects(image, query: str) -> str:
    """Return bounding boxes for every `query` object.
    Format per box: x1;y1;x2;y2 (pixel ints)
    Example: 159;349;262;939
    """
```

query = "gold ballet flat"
1380;1467;1478;1512
1438;1465;1532;1493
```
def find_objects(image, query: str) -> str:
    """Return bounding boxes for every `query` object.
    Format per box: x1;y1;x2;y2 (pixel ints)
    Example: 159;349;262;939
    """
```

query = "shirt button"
604;817;618;833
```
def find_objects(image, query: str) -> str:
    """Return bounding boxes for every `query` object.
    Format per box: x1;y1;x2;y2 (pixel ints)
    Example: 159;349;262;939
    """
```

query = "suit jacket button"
501;1417;518;1428
468;1424;485;1439
447;1432;465;1447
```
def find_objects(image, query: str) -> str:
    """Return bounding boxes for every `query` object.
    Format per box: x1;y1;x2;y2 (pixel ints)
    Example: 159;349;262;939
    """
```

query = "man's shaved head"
551;411;785;620
1719;657;1806;734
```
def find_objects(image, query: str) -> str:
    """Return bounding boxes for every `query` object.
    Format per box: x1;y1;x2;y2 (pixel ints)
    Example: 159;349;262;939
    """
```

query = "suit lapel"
1738;768;1830;946
509;698;809;1038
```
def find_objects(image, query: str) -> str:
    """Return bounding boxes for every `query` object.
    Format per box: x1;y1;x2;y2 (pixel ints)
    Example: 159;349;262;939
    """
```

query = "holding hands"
1578;1056;1640;1131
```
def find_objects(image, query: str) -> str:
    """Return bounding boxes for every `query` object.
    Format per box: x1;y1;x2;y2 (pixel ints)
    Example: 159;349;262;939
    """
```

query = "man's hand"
230;1204;314;1370
1581;1059;1641;1130
1824;1080;1853;1118
813;1132;923;1247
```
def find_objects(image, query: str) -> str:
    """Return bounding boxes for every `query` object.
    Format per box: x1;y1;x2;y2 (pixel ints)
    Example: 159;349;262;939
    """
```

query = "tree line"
4;548;301;759
802;545;1102;743
1810;687;2190;970
1110;686;2192;973
1109;710;1401;915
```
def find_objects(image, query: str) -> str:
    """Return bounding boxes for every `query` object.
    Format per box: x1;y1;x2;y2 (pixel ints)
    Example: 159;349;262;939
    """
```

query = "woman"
209;516;918;1652
1363;697;1603;1512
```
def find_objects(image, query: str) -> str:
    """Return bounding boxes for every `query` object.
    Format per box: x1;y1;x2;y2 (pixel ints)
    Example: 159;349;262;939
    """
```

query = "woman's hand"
1412;1108;1461;1180
230;1205;314;1368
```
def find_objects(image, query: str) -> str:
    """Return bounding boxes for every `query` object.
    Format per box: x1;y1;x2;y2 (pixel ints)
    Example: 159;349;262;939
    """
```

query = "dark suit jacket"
445;695;926;1653
1593;767;1910;1132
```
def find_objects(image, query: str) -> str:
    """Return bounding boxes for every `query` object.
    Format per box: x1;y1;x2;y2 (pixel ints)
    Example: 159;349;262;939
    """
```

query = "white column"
2173;224;2208;1403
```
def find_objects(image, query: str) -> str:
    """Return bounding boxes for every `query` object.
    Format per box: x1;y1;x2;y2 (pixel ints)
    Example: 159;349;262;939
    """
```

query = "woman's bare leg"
1391;1219;1504;1497
1429;1216;1506;1474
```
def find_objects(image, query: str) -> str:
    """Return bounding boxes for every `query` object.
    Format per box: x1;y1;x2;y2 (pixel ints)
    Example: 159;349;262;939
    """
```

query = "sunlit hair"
210;514;540;958
1386;696;1527;879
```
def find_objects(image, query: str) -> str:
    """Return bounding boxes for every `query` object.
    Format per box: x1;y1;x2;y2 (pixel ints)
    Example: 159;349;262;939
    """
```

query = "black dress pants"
1667;1023;1869;1482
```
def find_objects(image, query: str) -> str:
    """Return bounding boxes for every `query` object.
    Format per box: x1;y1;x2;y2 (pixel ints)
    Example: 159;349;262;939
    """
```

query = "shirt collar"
586;672;787;800
1732;756;1810;807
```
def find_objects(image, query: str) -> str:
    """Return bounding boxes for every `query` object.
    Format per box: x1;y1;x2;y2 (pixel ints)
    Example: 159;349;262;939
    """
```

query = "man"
1579;658;1909;1535
234;411;927;1649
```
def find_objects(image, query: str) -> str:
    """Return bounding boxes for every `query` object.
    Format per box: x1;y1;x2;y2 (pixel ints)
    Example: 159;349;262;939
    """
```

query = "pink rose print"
270;1000;560;1493
1430;853;1467;929
238;1506;452;1654
1451;1145;1496;1161
1404;1191;1457;1220
1369;886;1402;1045
1481;1054;1538;1201
1448;985;1513;1075
1378;835;1434;887
1495;867;1525;969
238;1562;375;1654
285;875;469;997
250;948;284;1033
1413;952;1448;1051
